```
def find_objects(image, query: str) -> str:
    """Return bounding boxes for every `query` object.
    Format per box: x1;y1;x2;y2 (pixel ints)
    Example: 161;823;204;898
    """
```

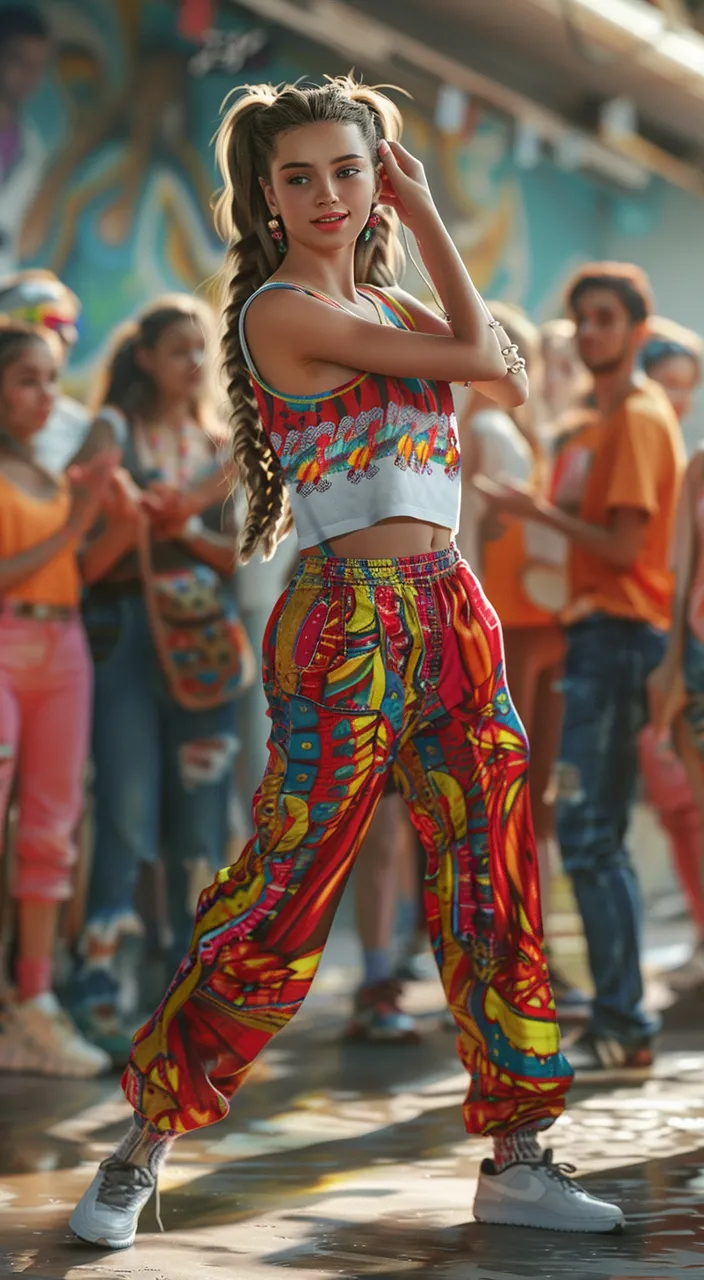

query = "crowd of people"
0;72;703;1248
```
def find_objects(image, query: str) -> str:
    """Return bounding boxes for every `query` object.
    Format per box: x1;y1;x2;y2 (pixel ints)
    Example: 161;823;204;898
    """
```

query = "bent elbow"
501;375;529;408
484;348;510;382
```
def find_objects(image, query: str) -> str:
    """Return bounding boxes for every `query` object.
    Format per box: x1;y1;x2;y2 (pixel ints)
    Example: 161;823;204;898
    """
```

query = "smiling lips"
312;212;349;230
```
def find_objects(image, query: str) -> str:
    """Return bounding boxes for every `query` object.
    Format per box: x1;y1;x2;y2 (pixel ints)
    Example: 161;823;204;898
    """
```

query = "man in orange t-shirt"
481;263;685;1079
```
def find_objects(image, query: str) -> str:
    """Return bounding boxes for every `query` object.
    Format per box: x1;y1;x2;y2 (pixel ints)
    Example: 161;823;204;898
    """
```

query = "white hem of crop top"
294;499;460;551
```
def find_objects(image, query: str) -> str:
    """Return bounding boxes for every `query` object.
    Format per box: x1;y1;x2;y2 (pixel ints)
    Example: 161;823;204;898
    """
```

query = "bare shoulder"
244;284;309;334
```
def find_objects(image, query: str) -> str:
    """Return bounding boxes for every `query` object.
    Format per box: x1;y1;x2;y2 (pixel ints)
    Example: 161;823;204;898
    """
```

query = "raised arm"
246;140;517;389
386;287;529;408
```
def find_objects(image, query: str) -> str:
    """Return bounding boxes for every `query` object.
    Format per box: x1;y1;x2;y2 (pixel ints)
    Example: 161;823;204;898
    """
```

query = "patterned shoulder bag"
136;511;256;711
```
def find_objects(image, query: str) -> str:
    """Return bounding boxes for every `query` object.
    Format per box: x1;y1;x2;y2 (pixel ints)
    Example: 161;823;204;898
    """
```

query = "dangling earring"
268;215;287;255
363;209;382;243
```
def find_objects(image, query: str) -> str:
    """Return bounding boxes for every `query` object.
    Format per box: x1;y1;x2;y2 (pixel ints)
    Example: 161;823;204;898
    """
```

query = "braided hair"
213;76;404;562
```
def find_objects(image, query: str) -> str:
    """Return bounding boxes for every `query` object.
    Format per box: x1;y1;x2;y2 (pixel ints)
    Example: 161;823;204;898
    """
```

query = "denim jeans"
72;594;237;1012
556;613;665;1045
683;629;704;757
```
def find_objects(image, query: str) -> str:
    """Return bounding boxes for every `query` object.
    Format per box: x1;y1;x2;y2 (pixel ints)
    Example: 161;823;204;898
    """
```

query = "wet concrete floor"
1;967;703;1279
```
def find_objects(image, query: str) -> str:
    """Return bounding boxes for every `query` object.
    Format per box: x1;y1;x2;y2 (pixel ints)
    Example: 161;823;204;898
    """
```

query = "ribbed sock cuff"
114;1115;175;1174
493;1126;542;1172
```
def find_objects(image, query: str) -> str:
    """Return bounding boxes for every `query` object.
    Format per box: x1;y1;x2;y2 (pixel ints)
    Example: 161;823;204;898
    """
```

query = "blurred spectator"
0;318;115;1076
0;269;108;471
644;319;704;990
0;5;50;275
481;264;685;1077
67;296;242;1062
642;317;703;424
540;318;588;423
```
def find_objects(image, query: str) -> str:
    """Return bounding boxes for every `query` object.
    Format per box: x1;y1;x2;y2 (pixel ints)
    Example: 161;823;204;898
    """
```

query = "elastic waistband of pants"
297;543;460;587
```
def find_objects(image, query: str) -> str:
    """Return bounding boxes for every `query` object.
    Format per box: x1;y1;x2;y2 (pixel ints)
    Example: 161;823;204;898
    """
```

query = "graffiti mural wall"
0;0;689;397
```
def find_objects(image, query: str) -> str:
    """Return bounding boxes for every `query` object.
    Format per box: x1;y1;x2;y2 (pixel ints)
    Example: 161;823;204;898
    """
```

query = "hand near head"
377;139;436;233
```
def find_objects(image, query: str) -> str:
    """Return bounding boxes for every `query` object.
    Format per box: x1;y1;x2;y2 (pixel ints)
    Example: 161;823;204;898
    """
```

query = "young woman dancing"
70;77;624;1247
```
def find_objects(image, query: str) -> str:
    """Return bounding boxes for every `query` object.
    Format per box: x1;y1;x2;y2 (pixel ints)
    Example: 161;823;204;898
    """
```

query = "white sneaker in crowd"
0;992;111;1078
70;1157;157;1249
473;1149;625;1234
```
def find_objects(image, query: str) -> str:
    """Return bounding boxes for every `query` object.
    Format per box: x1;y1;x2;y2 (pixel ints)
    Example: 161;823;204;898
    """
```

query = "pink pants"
0;614;92;902
639;724;704;935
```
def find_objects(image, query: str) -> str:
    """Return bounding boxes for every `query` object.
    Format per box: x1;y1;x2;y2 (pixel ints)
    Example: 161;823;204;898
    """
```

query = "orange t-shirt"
0;471;80;607
468;410;568;628
555;381;685;631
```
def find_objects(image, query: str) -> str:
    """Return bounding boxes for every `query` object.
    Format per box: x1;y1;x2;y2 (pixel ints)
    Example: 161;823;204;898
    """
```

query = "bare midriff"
309;517;454;559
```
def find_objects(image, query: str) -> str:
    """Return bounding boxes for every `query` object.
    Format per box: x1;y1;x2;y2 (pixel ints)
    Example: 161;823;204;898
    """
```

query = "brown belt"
2;601;76;622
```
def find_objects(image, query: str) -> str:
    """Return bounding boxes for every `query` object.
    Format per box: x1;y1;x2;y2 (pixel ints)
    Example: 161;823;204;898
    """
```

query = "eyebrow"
279;153;365;171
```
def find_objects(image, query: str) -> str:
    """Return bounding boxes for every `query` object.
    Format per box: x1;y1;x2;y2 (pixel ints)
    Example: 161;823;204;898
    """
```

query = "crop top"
0;470;80;607
239;282;461;550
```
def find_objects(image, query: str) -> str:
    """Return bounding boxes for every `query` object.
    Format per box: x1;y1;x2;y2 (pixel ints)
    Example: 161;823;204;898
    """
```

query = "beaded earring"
363;209;382;243
267;215;287;254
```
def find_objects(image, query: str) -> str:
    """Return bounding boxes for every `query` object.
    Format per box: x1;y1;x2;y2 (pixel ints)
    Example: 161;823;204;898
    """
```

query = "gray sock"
493;1126;542;1171
113;1114;175;1174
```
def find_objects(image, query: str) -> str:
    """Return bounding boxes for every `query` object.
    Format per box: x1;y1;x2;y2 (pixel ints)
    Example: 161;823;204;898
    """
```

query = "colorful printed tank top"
239;282;461;550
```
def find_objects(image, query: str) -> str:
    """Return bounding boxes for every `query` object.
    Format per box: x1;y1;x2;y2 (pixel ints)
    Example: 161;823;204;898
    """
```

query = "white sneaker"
70;1157;156;1249
473;1150;625;1234
0;993;110;1078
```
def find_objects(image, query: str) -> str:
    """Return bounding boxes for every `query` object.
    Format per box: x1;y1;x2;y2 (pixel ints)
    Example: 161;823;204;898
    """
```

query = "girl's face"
139;318;206;404
262;121;378;255
0;339;58;439
649;353;700;422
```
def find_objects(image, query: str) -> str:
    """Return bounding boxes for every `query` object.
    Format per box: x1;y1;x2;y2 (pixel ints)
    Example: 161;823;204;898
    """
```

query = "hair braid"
220;232;291;562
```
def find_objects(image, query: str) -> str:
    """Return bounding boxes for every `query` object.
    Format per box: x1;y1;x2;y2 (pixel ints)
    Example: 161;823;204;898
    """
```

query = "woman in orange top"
0;319;115;1078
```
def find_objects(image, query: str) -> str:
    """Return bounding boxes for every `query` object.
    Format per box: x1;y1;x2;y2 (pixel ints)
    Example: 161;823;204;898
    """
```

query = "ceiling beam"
229;0;649;188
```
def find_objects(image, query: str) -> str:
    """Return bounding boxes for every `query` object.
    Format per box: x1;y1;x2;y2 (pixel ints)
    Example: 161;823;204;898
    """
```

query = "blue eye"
287;174;309;185
337;167;360;179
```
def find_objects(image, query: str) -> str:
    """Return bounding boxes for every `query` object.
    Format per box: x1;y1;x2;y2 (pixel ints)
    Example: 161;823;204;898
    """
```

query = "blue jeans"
556;614;665;1045
683;629;704;757
74;595;237;1010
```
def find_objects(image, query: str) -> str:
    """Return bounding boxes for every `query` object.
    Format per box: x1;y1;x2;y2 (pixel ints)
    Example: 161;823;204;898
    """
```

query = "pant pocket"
274;585;350;698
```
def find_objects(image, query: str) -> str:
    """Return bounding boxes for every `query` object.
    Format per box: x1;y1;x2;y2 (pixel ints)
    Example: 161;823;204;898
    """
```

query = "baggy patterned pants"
123;547;573;1136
